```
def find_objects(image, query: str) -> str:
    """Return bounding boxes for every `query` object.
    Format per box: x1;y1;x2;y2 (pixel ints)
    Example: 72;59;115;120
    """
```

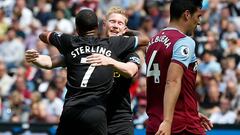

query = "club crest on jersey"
180;46;190;57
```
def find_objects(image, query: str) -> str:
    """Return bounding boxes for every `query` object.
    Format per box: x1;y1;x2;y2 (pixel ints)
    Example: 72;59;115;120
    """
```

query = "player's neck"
168;21;187;35
80;30;98;37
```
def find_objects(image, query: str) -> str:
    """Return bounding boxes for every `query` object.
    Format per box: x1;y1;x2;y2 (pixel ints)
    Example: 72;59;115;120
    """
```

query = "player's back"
146;28;185;122
64;36;114;107
48;32;137;108
146;28;204;134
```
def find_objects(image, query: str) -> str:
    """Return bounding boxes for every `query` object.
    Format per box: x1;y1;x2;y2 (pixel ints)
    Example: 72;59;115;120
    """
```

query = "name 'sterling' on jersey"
71;46;112;58
148;33;171;48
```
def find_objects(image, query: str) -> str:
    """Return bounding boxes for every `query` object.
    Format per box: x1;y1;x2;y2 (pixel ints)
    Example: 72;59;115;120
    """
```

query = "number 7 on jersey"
80;58;96;87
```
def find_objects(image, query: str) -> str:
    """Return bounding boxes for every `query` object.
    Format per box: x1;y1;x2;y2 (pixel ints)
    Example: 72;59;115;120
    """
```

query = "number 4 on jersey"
146;50;160;83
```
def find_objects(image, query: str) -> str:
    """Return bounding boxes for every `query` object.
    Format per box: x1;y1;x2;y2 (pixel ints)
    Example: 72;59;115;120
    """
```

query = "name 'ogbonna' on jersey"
71;45;112;58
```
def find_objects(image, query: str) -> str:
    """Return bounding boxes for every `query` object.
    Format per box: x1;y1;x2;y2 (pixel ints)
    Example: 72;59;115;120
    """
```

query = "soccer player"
92;7;141;135
26;9;148;135
145;0;213;135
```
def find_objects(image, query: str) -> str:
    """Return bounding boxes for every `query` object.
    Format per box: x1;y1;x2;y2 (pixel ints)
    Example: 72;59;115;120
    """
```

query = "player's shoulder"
51;31;76;40
176;36;195;47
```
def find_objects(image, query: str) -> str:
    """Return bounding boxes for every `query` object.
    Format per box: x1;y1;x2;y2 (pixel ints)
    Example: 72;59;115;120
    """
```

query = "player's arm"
86;53;138;78
156;62;183;135
124;29;149;47
25;49;65;69
108;59;138;78
39;31;52;45
156;37;196;135
33;55;65;69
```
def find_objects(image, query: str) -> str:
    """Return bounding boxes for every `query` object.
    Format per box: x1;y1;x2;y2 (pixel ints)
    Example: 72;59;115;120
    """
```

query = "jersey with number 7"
48;32;138;107
146;28;204;134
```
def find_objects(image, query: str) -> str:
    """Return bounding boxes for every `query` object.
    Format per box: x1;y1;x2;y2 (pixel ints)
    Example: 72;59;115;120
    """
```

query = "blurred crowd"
0;0;240;130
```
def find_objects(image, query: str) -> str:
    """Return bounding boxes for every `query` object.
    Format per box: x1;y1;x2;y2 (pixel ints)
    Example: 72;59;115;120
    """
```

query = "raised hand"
25;49;40;63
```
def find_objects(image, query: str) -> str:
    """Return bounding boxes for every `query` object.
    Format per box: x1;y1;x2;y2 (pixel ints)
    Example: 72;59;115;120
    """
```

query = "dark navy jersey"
107;52;140;122
48;32;138;107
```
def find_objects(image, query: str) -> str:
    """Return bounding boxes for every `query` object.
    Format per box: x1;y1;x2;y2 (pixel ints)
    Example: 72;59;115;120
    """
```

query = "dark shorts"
56;105;107;135
107;112;134;135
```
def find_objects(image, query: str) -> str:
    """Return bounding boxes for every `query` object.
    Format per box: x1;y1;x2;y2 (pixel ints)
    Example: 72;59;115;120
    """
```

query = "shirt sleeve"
124;52;141;66
110;36;138;57
172;36;196;68
48;32;72;55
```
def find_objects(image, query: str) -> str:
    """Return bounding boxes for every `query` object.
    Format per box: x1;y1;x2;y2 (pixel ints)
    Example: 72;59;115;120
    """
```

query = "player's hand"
155;120;171;135
25;49;40;63
86;53;113;66
199;112;213;131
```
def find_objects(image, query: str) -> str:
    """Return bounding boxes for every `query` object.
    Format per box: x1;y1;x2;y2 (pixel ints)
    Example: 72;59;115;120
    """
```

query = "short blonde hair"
106;7;128;24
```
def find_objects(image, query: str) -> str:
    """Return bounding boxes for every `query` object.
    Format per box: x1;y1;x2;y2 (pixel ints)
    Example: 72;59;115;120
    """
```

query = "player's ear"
123;26;127;34
184;10;191;20
76;27;80;35
102;19;107;28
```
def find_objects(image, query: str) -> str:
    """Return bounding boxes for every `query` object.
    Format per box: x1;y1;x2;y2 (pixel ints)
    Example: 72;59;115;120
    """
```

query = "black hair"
75;9;98;32
170;0;202;20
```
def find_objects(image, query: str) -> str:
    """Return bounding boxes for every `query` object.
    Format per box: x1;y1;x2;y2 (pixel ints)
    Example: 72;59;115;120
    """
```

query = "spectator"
1;91;29;122
29;91;47;123
11;74;31;99
139;15;158;38
198;50;222;78
24;19;42;50
0;27;24;71
56;0;72;19
14;0;33;34
209;97;237;124
200;77;221;116
235;109;240;124
133;99;148;129
0;58;14;98
47;9;74;34
0;8;9;42
42;86;63;123
38;69;54;94
34;0;53;26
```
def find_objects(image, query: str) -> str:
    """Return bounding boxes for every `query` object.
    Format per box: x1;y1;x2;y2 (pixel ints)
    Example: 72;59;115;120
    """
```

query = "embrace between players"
25;0;213;135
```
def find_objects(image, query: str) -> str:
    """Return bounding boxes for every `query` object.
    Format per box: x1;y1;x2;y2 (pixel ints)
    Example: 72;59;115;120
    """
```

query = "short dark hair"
75;9;98;32
170;0;202;20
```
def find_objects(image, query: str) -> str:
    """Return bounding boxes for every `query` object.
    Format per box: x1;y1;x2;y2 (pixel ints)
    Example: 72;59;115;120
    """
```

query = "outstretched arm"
86;53;138;78
125;29;149;47
25;49;65;69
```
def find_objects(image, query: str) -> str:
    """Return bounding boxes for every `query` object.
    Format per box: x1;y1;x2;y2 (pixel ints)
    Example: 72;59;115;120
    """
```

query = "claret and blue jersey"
146;27;204;134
